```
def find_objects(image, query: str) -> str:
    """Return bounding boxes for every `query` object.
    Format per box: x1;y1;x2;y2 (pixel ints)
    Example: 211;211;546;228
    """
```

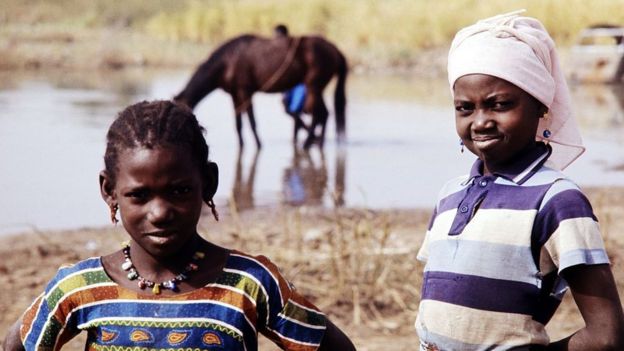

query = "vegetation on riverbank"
2;0;624;71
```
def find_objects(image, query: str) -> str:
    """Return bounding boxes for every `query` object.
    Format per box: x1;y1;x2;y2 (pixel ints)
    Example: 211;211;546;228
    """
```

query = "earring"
542;112;552;139
110;204;119;225
460;140;464;153
208;199;219;221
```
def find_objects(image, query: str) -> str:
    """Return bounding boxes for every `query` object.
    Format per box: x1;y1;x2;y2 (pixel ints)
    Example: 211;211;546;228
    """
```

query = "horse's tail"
334;53;348;142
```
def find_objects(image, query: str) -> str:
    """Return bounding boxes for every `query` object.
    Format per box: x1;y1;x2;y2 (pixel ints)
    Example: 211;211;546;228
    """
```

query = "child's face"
110;145;205;258
453;74;543;174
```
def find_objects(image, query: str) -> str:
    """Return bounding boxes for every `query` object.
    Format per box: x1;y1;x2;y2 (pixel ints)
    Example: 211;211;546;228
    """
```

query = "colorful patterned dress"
20;250;326;351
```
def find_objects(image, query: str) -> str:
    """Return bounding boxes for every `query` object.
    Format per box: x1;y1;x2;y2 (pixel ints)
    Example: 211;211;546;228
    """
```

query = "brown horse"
174;33;348;149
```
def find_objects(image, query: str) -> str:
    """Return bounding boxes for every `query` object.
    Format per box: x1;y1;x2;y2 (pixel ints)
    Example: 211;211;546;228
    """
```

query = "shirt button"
479;180;488;187
460;205;469;213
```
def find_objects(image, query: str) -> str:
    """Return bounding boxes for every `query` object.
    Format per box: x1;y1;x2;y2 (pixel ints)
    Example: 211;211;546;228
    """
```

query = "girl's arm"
547;264;624;351
318;318;356;351
3;318;25;351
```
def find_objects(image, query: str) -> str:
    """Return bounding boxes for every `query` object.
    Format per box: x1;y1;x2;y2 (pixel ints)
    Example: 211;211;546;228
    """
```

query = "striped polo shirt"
21;251;326;351
415;143;609;350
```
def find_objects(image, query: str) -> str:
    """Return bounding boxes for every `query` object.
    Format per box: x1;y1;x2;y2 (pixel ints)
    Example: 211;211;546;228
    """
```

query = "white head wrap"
448;10;585;170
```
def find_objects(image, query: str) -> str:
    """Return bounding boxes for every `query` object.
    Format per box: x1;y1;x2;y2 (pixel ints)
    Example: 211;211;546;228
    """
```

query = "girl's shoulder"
436;174;473;200
225;250;285;279
44;257;109;292
524;164;574;187
53;256;103;275
223;250;300;294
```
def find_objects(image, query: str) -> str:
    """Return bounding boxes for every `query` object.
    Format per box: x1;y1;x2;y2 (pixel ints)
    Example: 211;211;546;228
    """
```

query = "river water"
1;69;623;235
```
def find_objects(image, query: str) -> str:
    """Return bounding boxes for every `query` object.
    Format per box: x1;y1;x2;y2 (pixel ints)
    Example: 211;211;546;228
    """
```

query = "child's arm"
318;318;356;351
2;318;25;351
546;264;624;350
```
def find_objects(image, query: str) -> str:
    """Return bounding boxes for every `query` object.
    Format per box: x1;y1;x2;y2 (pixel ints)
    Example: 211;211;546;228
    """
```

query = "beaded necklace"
121;242;204;295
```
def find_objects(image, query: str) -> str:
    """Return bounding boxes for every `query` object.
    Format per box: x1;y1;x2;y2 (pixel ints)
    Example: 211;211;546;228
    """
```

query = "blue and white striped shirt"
416;144;608;350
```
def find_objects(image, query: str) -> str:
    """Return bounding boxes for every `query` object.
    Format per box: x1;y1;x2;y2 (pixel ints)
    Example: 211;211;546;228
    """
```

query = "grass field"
2;0;624;70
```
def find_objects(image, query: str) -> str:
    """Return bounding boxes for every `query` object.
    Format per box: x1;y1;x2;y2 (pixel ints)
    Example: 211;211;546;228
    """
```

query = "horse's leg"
302;92;319;149
246;104;262;149
318;107;329;148
304;92;329;149
230;94;245;148
290;112;305;145
235;112;244;148
292;113;300;144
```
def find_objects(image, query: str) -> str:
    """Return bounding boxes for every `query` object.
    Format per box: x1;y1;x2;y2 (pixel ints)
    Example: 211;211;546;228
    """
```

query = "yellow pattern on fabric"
58;274;87;292
88;320;243;342
90;345;209;351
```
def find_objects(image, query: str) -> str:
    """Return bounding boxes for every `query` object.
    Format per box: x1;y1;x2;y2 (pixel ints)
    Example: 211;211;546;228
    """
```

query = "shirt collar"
468;143;552;185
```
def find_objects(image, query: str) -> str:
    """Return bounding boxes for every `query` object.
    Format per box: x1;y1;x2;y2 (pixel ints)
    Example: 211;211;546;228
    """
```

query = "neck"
175;65;222;109
129;234;204;281
482;142;540;176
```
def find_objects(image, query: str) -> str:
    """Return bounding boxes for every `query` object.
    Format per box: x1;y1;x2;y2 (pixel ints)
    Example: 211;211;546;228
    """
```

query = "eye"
455;102;474;115
492;100;514;111
125;190;149;201
172;186;192;196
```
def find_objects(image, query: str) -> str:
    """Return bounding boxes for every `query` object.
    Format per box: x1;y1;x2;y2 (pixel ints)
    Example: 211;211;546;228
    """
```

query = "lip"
144;231;177;244
471;135;502;149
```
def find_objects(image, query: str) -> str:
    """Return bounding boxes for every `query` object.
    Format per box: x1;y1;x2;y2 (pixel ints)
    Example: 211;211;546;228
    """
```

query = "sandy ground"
1;187;624;350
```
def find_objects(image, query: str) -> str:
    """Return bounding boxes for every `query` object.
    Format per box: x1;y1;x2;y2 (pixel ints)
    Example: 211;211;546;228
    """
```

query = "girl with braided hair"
4;100;354;351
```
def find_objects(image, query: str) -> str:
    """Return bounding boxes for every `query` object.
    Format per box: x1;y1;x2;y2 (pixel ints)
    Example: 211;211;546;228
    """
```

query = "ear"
202;162;219;204
99;171;117;206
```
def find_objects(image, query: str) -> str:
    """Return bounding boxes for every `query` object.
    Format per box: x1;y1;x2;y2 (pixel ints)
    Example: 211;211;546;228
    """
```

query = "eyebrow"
454;92;515;102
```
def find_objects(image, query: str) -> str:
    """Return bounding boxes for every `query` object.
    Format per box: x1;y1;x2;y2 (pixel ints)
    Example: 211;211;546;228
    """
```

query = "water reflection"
282;148;328;206
230;147;347;211
2;70;624;235
231;150;260;211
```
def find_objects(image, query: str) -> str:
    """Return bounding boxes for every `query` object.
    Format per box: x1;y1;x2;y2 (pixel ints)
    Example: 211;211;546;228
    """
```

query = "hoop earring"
110;204;119;225
208;199;219;221
460;140;464;153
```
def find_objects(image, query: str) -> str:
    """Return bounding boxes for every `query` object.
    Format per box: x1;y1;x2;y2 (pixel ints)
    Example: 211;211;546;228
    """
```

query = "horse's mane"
203;34;258;67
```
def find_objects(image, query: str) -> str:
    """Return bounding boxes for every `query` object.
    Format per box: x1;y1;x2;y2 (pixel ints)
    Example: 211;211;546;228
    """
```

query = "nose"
147;198;175;225
472;109;495;131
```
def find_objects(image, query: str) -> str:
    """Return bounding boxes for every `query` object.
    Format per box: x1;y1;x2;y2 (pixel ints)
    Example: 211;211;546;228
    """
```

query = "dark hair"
104;100;211;187
274;24;289;36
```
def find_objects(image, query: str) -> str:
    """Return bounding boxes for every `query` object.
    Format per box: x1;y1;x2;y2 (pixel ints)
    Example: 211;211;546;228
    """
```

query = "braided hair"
103;100;217;201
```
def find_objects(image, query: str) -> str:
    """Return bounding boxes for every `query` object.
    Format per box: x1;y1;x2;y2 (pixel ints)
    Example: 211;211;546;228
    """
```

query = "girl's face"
108;145;206;258
453;74;544;174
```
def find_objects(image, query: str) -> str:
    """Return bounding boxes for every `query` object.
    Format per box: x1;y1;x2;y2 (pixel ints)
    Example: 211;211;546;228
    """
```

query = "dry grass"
2;187;623;350
3;0;624;72
216;205;429;337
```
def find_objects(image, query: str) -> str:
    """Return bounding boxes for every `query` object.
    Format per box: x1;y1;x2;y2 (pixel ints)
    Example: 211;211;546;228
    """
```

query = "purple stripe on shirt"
445;181;550;235
426;207;437;231
422;271;539;315
532;189;597;247
438;182;551;215
438;187;470;214
478;183;551;210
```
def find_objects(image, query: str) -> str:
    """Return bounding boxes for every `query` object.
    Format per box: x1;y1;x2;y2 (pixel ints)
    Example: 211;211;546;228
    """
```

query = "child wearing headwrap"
416;11;624;351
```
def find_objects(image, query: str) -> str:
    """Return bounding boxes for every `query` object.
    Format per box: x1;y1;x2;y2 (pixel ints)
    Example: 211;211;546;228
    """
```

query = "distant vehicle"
569;24;624;83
